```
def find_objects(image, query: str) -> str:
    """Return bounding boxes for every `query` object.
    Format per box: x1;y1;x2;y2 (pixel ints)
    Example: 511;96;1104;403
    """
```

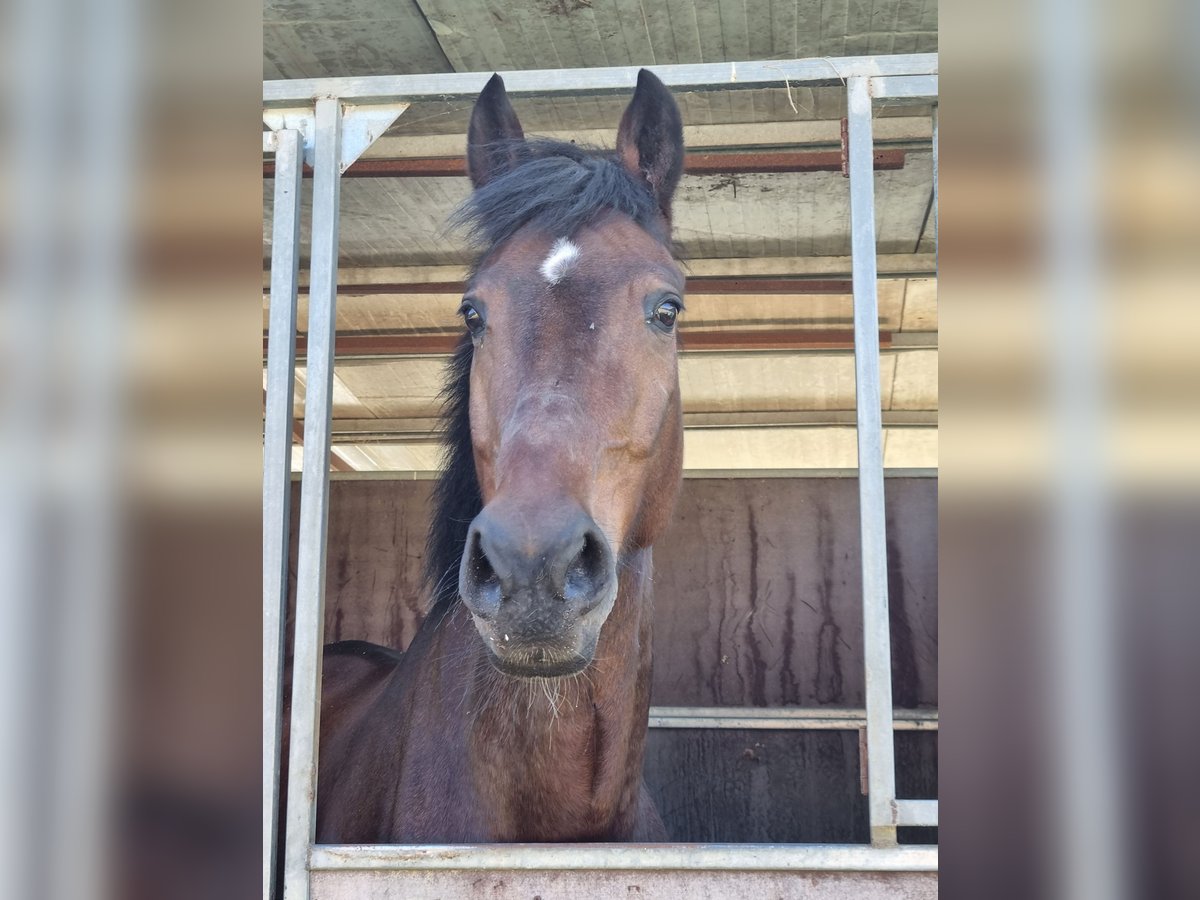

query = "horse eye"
650;299;680;331
460;302;485;336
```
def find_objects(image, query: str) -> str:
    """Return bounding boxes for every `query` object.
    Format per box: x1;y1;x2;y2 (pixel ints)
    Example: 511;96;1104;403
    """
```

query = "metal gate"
263;53;939;900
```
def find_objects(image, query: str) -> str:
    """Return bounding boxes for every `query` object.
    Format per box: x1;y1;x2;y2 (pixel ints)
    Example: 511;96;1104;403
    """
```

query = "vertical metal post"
264;128;302;900
283;97;342;900
847;75;898;847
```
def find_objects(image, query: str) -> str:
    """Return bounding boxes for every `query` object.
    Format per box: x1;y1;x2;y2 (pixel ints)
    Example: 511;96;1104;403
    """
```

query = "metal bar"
318;411;939;439
263;128;302;900
281;278;863;296
262;148;908;179
319;422;936;448
847;75;899;848
894;800;939;828
648;707;938;731
870;75;939;100
282;278;859;295
264;54;938;107
263;253;937;290
283;97;342;900
322;278;862;297
350;116;933;161
300;467;941;483
275;329;891;359
891;332;939;349
288;348;930;365
309;843;938;872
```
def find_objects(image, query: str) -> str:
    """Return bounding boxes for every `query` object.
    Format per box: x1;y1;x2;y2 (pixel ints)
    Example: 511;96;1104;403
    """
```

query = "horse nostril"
562;529;609;606
470;530;495;582
463;528;502;616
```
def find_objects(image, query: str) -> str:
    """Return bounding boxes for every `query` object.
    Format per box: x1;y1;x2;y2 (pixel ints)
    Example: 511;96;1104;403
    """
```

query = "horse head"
450;70;685;678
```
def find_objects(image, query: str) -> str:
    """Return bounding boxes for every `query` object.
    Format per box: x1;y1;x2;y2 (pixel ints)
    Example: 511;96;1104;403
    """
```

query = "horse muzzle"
458;501;617;677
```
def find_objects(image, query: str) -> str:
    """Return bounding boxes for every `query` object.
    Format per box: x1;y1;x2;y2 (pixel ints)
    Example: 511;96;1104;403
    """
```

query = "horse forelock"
448;138;670;260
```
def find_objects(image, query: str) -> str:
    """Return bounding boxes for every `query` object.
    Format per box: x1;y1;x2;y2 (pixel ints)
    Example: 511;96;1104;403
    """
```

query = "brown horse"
290;69;686;843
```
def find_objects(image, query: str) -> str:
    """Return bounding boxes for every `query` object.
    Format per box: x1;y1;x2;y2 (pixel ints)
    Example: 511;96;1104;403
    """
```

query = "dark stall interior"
288;475;938;844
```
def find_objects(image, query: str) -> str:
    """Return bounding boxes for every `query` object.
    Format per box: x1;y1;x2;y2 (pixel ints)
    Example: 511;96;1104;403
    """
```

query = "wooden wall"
289;476;938;843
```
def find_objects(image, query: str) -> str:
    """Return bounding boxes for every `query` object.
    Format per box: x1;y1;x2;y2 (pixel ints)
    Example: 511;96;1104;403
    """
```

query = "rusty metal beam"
270;329;890;359
297;278;855;297
262;149;905;179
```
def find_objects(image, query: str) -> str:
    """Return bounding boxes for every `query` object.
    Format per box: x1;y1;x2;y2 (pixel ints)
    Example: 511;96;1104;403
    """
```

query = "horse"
285;68;687;844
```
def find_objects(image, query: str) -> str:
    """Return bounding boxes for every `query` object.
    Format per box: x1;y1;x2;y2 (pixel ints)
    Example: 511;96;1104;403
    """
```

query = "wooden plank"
649;477;938;707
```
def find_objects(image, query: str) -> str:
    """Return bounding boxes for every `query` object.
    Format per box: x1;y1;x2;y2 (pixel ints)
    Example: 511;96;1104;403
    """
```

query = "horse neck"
435;547;656;839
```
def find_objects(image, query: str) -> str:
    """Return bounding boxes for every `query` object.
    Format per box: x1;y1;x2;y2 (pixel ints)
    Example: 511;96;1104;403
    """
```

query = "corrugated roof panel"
263;0;453;79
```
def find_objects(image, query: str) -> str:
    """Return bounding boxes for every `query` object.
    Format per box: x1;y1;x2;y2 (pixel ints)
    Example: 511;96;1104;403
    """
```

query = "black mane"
424;139;670;611
424;337;479;614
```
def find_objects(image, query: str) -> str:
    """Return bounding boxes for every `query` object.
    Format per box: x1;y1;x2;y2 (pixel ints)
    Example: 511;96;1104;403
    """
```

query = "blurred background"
1;0;1198;897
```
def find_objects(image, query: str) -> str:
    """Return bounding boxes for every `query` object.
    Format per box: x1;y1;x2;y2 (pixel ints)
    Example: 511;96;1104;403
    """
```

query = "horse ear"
467;73;526;188
615;69;684;219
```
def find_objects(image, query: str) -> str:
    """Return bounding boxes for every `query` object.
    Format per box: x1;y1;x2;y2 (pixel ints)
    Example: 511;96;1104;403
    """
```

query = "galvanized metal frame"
263;100;407;900
262;54;938;899
647;706;938;731
846;72;940;840
281;95;343;900
263;54;937;107
263;127;302;900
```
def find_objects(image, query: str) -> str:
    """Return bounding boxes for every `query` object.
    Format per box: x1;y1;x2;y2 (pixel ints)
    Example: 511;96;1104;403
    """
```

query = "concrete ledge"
312;869;937;899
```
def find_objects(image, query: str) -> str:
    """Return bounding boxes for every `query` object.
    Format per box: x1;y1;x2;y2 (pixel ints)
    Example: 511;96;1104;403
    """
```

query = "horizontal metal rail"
648;707;938;731
317;412;939;445
297;467;941;482
895;800;940;828
262;147;910;179
264;54;937;107
286;343;936;364
871;75;939;100
309;843;937;872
